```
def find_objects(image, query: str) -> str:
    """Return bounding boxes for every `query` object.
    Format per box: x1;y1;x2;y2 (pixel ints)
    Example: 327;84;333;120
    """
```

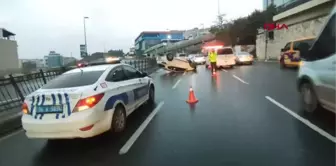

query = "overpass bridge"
144;33;216;56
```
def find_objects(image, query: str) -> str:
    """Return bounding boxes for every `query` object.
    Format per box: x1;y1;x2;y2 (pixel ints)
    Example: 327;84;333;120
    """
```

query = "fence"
0;58;157;114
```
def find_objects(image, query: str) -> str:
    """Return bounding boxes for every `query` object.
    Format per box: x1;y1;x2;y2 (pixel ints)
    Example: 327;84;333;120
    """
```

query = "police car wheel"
112;105;126;133
147;86;155;105
300;82;319;113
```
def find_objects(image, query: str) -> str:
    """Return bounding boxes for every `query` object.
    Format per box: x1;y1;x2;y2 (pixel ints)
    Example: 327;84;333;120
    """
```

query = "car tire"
189;62;197;69
147;85;155;105
166;53;174;61
111;105;126;133
299;82;319;113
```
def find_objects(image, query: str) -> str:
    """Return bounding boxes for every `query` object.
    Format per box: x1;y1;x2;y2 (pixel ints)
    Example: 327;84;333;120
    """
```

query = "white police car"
21;63;155;139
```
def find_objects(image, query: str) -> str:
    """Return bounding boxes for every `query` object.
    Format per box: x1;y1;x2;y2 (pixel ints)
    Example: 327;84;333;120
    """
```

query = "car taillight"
22;102;29;114
73;93;104;113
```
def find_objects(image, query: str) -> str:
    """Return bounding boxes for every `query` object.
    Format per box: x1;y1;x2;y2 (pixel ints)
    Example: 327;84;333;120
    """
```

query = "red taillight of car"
77;63;83;67
73;93;105;113
22;102;29;114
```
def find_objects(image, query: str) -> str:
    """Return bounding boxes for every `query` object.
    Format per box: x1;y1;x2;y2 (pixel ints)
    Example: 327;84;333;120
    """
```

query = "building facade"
63;57;76;66
134;31;184;55
19;59;45;68
0;28;19;71
263;0;313;11
256;0;334;60
46;51;63;68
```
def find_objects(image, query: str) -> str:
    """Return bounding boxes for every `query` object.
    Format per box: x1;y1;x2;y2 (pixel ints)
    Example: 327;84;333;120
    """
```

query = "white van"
297;7;335;113
205;47;236;68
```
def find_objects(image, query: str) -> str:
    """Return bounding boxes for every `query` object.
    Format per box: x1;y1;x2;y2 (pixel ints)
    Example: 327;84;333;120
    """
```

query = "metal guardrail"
0;58;157;114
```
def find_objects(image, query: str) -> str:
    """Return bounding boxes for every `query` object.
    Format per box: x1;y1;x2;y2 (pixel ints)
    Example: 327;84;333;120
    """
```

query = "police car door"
122;65;147;111
105;66;137;115
311;13;335;110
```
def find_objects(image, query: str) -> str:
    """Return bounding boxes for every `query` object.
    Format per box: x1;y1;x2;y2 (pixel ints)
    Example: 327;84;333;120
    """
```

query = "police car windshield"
217;48;233;55
42;70;105;89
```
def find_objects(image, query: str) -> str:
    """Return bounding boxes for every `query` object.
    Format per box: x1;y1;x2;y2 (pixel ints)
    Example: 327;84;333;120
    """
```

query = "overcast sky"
0;0;262;59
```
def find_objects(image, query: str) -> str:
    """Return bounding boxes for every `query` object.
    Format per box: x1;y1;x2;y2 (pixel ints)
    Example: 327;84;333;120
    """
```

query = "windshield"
195;54;203;57
303;39;315;47
217;48;233;55
237;52;250;56
42;70;104;89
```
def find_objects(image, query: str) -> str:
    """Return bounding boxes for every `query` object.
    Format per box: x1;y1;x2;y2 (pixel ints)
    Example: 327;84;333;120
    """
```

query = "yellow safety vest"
208;52;217;62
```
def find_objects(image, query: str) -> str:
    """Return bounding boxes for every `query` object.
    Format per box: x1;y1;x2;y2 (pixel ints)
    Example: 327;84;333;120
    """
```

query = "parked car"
297;8;335;113
235;52;254;65
279;37;315;68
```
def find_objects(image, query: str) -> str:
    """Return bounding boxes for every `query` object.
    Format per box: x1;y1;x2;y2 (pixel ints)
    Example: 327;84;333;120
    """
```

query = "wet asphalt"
0;62;335;166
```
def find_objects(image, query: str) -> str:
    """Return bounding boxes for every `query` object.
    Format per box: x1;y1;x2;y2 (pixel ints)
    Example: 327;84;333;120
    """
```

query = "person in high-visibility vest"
208;49;218;74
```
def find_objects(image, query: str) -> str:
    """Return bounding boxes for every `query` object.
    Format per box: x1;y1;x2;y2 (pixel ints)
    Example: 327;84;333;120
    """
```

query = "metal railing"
0;58;157;114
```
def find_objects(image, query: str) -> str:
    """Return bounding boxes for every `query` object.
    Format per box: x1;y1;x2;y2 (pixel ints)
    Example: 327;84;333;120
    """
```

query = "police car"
21;63;155;139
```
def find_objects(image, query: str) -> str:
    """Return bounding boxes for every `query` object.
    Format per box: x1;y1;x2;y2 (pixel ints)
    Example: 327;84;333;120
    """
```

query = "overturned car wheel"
188;61;197;70
166;53;174;61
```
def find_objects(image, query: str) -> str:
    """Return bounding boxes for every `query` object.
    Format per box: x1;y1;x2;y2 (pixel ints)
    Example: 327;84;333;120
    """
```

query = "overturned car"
157;53;197;72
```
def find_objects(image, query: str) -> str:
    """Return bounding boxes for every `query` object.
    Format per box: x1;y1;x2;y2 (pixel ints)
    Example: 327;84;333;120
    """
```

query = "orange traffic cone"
186;87;199;104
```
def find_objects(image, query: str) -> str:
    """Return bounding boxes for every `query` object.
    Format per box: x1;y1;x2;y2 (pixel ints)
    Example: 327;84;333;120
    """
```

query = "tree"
107;49;124;57
210;5;277;45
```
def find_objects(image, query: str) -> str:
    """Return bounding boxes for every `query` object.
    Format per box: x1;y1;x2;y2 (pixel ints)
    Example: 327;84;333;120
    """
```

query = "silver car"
297;8;335;113
235;52;254;65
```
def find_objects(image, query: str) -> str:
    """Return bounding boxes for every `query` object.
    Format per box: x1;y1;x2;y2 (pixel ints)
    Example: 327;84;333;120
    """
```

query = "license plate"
36;105;63;114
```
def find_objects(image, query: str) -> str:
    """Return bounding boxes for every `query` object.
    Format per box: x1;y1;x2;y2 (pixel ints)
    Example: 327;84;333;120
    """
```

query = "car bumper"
284;60;302;67
21;108;113;139
217;61;236;67
237;59;253;64
194;60;205;64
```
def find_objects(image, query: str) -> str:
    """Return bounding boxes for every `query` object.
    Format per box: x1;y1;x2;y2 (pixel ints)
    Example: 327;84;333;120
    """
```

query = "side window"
283;42;291;51
310;14;335;60
123;65;142;80
106;67;126;82
293;41;300;50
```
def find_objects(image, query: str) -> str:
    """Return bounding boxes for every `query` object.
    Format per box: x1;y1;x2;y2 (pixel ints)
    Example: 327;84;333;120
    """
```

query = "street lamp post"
83;16;89;56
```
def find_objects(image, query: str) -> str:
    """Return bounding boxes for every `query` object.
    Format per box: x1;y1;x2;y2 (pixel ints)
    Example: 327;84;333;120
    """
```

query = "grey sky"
0;0;262;59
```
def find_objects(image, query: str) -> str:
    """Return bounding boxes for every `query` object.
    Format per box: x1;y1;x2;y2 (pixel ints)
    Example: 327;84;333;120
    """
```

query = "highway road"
0;62;335;166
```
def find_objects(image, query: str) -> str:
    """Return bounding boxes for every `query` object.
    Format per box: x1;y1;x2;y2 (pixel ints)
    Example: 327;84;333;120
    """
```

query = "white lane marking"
119;101;165;155
265;96;336;143
172;79;181;89
222;69;228;72
0;129;23;143
232;75;249;84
